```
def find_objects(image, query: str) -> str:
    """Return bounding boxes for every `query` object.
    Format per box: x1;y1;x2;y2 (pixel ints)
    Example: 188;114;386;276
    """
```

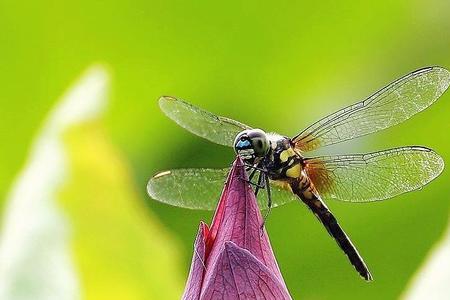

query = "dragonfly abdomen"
289;176;373;281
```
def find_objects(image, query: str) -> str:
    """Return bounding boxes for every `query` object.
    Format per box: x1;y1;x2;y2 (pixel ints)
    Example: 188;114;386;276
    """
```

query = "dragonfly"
147;66;449;281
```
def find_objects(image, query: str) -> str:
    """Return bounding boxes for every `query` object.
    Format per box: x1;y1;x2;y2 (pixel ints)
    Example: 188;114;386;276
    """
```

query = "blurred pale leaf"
60;122;184;299
0;66;108;300
402;217;450;300
0;65;184;300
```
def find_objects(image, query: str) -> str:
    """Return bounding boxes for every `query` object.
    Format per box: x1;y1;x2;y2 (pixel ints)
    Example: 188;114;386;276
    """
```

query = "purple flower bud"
182;157;292;300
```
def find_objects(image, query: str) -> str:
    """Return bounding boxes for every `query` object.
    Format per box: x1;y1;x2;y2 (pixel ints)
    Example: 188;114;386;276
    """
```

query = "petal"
204;157;288;286
182;222;209;300
200;241;291;300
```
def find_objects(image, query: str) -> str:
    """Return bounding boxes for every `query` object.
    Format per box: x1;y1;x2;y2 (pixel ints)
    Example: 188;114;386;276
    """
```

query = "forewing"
304;146;444;202
147;168;296;210
159;96;251;147
293;67;450;152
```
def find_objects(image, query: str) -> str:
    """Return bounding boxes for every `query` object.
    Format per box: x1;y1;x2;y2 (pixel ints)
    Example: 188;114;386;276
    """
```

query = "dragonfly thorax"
234;129;270;164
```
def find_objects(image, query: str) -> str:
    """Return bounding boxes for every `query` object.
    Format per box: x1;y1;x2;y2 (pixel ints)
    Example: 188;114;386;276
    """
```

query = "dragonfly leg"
242;162;267;190
253;171;265;197
247;167;258;182
261;173;272;231
239;171;265;189
244;163;267;173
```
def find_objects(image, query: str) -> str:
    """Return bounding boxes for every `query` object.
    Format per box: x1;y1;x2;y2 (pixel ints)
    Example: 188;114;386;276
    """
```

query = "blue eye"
236;139;251;149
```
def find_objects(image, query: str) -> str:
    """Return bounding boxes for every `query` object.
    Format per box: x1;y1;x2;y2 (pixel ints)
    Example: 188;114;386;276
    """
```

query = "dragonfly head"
234;129;270;163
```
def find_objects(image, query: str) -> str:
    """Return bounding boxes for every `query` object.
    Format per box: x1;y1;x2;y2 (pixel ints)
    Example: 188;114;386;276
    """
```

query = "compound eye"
247;129;269;156
251;137;268;156
257;140;263;148
234;129;269;157
236;138;251;149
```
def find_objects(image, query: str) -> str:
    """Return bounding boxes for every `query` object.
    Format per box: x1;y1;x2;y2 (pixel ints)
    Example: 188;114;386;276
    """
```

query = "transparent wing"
159;96;251;147
147;168;297;210
304;146;444;202
293;67;450;152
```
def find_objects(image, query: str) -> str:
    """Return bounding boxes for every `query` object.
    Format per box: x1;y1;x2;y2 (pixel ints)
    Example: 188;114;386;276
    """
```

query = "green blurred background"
1;0;450;299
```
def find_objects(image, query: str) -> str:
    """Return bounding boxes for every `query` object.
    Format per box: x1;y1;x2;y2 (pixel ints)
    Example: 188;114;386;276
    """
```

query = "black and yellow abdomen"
287;164;373;281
